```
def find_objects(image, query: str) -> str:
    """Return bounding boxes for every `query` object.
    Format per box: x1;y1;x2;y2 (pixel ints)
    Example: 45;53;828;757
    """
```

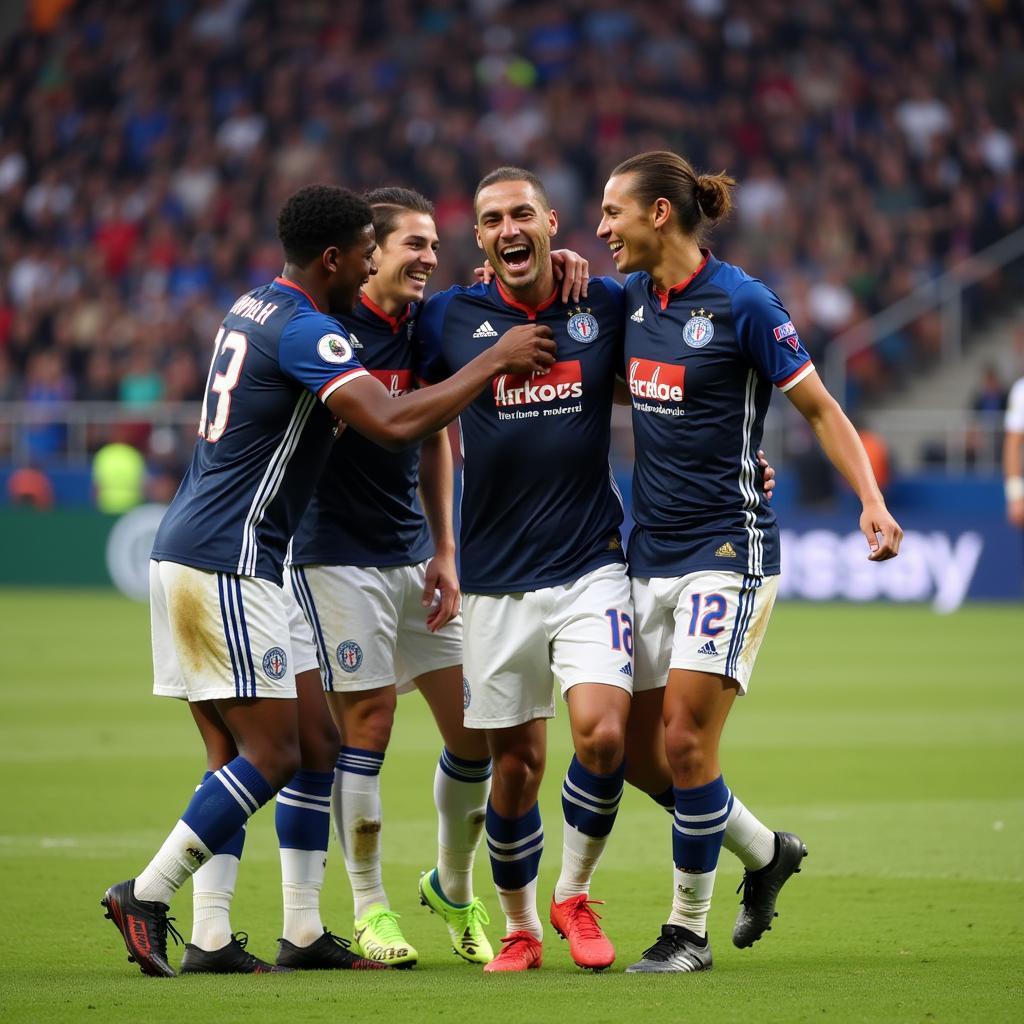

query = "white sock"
553;823;606;903
495;878;543;941
333;769;387;919
723;796;776;870
668;867;716;937
434;759;489;904
135;820;212;906
280;847;328;946
190;853;239;949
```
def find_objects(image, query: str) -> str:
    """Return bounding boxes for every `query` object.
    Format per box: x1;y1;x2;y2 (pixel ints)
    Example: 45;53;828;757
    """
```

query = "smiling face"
325;223;378;316
474;179;557;295
369;210;439;308
597;173;662;274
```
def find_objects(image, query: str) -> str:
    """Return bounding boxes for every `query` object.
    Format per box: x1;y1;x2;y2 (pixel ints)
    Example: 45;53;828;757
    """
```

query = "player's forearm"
418;429;456;553
374;349;504;448
806;398;886;508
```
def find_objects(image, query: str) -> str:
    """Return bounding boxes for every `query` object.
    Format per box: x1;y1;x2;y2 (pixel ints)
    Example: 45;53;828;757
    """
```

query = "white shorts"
632;571;778;695
286;561;463;694
151;560;319;702
461;562;634;729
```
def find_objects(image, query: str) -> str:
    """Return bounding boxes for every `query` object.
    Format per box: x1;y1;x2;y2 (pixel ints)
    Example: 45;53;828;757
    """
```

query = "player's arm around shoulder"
327;294;556;450
785;371;902;561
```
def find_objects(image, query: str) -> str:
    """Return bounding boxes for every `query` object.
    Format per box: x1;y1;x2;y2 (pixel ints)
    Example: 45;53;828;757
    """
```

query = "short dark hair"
277;184;374;266
364;187;435;246
611;151;734;240
474;167;551;212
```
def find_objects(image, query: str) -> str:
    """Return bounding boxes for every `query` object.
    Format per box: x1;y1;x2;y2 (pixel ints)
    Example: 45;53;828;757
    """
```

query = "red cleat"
549;894;615;971
482;931;543;973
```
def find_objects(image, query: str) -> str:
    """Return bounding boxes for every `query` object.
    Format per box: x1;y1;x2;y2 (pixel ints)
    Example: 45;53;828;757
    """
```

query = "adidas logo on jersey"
473;320;498;338
348;331;363;349
697;640;719;656
619;662;633;677
630;306;644;323
715;541;737;558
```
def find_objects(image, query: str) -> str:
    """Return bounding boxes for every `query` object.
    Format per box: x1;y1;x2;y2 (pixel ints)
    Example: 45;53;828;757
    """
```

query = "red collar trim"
652;251;710;310
360;292;411;333
496;278;559;320
274;275;322;312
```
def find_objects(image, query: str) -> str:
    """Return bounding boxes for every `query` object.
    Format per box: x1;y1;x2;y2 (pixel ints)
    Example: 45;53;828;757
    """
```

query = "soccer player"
596;151;902;973
1004;374;1024;529
416;167;643;974
286;187;492;968
101;183;555;978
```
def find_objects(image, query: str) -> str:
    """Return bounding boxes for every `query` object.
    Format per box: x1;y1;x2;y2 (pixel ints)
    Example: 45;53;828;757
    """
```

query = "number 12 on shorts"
687;594;727;637
605;609;633;656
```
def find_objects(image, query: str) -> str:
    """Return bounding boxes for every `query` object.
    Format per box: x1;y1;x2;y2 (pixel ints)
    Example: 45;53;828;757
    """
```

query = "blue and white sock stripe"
290;566;333;690
486;823;545;862
672;791;734;837
336;746;384;777
439;748;492;783
725;575;761;679
277;785;332;814
562;776;623;816
218;572;255;698
237;390;316;576
216;764;261;815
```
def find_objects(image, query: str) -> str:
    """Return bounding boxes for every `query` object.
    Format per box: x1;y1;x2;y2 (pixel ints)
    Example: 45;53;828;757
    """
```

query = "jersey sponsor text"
493;360;583;407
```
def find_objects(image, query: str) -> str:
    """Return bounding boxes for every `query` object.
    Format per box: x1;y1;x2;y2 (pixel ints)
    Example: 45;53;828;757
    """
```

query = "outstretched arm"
785;370;902;560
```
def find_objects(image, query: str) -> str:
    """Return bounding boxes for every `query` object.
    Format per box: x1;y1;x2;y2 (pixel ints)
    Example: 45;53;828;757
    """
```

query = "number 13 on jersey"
199;327;249;443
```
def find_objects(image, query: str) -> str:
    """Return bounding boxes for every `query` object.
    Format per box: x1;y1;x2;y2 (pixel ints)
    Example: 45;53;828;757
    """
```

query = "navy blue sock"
486;801;543;890
672;775;733;872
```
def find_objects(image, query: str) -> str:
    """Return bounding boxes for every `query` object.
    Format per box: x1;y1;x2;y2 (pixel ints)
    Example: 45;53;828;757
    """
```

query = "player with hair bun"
597;151;902;973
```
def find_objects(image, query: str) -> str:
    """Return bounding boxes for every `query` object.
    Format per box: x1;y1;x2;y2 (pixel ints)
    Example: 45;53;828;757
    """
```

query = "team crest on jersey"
262;647;288;680
683;309;715;348
773;320;800;351
566;307;599;344
337;640;363;673
317;333;354;364
463;676;471;710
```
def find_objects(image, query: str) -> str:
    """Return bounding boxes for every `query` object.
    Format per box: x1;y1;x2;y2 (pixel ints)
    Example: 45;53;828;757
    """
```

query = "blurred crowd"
1;0;1023;475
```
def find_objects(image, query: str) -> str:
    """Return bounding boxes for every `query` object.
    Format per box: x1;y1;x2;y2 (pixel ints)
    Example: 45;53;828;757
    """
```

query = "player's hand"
757;448;775;501
861;500;902;561
551;249;590;303
422;550;461;631
475;259;496;284
1009;496;1024;527
493;323;556;374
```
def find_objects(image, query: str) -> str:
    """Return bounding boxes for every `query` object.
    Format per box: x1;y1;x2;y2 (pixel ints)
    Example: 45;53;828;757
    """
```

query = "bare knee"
664;716;711;785
491;747;544;813
299;714;341;773
241;732;301;791
341;691;396;753
574;719;625;775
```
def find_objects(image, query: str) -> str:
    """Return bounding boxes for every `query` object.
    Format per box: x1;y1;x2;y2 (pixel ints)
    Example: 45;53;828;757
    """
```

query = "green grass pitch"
1;590;1021;1022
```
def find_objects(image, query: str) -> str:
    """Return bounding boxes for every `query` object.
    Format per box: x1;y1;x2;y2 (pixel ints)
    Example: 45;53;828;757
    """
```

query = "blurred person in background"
1004;372;1024;529
91;426;145;514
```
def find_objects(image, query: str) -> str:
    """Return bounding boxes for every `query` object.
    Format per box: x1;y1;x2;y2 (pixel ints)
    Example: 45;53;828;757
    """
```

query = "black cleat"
625;925;712;973
276;930;390;970
732;831;808;948
101;879;182;978
180;932;291;974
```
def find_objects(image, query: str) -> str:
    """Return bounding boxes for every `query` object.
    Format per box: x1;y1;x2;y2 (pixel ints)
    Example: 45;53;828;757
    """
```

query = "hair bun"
695;172;735;222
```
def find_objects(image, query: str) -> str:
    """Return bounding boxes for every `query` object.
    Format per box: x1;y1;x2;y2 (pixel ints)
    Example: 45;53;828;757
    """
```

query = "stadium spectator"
0;0;1021;448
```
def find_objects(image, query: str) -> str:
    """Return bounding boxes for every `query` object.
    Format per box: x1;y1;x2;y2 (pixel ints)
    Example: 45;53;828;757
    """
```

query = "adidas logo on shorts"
619;662;632;677
697;640;719;656
473;320;498;338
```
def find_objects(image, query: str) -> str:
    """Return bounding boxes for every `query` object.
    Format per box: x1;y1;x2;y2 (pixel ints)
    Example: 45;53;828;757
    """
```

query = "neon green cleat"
418;869;494;964
352;905;418;968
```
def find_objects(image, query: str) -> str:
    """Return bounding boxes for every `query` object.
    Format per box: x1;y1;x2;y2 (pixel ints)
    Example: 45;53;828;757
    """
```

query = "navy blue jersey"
418;277;626;594
624;253;813;579
152;277;368;584
289;294;433;568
